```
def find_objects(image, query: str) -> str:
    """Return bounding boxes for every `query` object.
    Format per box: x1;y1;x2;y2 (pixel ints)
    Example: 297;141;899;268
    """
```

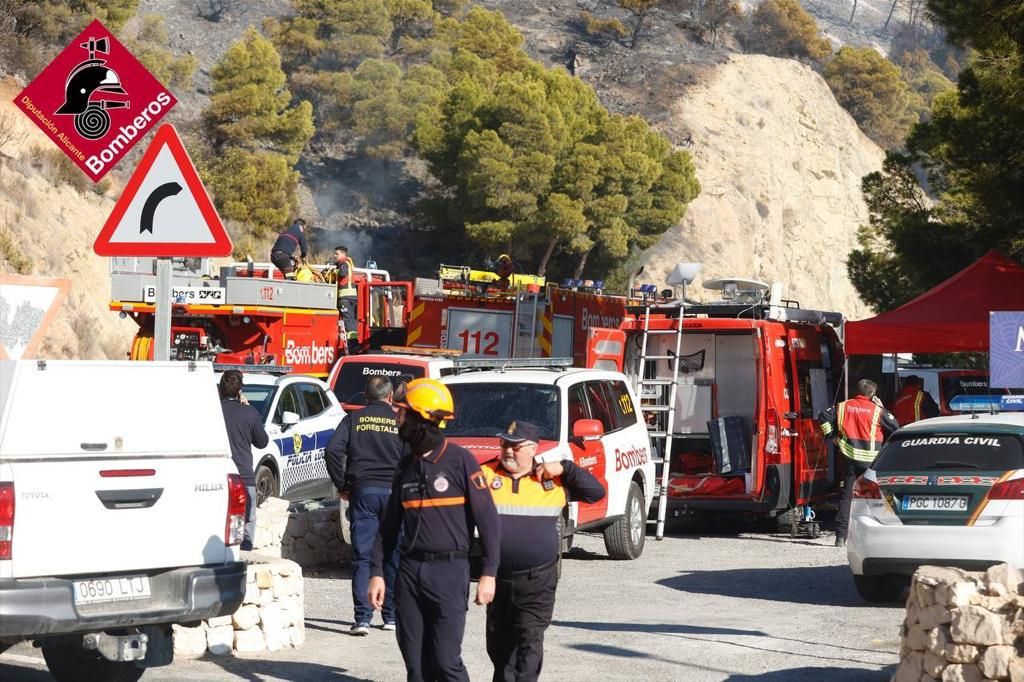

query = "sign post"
94;123;232;361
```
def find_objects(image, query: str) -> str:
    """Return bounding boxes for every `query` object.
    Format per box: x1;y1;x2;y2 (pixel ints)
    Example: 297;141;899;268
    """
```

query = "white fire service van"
0;361;247;682
442;362;655;559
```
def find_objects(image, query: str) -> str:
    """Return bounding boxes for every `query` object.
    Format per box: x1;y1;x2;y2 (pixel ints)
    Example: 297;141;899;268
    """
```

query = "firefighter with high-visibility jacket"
891;375;940;426
819;378;899;547
333;246;359;351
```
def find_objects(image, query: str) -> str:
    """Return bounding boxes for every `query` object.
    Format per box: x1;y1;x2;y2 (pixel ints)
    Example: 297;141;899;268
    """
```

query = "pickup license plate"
901;495;968;512
73;576;151;605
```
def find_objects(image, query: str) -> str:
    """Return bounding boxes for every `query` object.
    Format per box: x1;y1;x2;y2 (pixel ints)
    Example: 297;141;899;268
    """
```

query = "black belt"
497;558;558;579
404;550;468;563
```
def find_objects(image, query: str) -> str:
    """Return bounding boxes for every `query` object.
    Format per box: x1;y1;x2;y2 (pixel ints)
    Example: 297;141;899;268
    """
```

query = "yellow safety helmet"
395;378;455;424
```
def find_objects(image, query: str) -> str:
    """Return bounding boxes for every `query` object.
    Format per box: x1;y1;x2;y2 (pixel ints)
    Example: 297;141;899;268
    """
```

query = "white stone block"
260;602;284;632
255;567;273;589
265;626;289;652
923;650;946;678
233;627;266;653
172;623;207;658
940;663;983;682
978;644;1015;680
207;615;233;628
206;625;234;655
259;496;290;513
242;579;260;606
985;564;1024;595
919;605;953;631
232;604;261;631
289;624;305;648
258;587;275;606
907;627;929;651
950;606;1004;646
895;652;925;682
1009;658;1024;682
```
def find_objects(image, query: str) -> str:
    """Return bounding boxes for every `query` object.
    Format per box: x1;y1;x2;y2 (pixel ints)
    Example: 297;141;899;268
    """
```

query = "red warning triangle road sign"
94;124;233;257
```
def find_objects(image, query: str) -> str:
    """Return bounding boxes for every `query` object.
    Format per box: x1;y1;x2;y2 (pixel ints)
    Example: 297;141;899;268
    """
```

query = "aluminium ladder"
635;305;685;540
512;291;542;358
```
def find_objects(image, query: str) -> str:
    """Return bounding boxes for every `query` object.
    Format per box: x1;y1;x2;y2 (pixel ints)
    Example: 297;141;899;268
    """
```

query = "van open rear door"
585;329;626;372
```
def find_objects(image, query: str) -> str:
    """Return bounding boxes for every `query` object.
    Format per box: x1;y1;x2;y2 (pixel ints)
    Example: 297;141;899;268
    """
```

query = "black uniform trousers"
396;555;471;682
836;459;870;539
485;560;558;682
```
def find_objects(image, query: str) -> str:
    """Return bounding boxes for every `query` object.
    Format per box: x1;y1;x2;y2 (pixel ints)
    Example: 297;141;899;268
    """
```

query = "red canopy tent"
844;251;1024;355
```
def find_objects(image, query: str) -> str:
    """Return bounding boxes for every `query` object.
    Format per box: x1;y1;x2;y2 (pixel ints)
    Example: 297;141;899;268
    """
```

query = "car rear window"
447;383;560;440
873;433;1024;471
334;363;425;405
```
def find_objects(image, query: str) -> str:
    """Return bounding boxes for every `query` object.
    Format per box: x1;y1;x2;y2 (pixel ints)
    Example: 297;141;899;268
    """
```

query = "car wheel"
603;481;646;560
853;573;907;603
42;640;145;682
254;464;279;506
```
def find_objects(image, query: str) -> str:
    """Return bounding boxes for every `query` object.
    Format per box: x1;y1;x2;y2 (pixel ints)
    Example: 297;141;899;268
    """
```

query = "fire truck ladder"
635;307;684;541
513;290;542;358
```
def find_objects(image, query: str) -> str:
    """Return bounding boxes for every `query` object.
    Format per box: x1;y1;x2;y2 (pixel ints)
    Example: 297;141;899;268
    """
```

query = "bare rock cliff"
639;54;881;318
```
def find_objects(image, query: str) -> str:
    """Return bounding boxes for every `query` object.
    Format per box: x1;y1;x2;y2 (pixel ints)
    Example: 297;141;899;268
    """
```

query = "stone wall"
252;497;349;567
172;554;305;658
893;565;1024;682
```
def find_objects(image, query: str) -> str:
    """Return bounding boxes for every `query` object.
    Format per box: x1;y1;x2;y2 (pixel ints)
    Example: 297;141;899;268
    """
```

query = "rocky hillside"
641;54;880;318
0;0;893;360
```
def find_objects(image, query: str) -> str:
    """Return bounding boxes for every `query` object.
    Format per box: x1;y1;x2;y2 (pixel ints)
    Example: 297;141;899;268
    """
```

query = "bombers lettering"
284;339;335;367
615;445;648;472
85;91;172;175
901;436;1002;448
363;367;404;376
580;307;622;331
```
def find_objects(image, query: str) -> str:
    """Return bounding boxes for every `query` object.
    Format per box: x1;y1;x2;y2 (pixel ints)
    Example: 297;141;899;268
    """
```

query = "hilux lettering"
194;482;224;492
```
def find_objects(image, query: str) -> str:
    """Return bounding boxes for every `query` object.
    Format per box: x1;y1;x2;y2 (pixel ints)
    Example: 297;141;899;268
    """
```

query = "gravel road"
0;523;903;681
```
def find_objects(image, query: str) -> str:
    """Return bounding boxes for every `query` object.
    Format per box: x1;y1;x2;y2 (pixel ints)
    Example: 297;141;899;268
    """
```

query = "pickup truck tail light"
853;476;882;499
0;482;14;559
225;474;247;546
989;478;1024;500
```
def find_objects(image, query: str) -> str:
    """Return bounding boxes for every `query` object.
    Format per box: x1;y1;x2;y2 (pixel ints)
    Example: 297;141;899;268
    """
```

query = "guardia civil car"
847;412;1024;602
232;373;346;504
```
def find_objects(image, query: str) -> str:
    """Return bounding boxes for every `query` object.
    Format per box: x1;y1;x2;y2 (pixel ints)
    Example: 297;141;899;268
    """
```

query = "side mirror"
572;418;604;442
281;411;300;429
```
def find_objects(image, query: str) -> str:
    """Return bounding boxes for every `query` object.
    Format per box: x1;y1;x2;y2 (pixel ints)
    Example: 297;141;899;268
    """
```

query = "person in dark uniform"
480;421;604;682
325;376;404;636
820;378;899;547
369;378;500;682
270;218;307;279
218;370;269;551
333;245;359;350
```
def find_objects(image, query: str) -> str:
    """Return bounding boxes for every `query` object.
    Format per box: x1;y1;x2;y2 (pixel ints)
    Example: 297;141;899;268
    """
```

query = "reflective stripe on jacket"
819;396;898;463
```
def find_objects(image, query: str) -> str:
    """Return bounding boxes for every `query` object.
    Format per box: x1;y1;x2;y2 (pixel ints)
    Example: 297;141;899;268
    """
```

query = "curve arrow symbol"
140;181;183;234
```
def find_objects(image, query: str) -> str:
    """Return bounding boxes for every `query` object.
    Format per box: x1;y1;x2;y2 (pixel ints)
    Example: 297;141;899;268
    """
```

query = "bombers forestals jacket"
325;400;404;492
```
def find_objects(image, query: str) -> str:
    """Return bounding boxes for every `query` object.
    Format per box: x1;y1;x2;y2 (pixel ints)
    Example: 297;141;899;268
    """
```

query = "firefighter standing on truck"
270;218;308;279
333;245;359;352
891;375;939;426
481;420;604;682
369;379;500;682
324;376;404;636
819;378;899;547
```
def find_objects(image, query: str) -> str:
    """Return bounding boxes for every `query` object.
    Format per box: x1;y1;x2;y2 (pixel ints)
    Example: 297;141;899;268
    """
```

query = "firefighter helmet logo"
54;36;130;140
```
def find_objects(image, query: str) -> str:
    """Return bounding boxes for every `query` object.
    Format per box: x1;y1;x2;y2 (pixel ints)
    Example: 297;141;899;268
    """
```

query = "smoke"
311;229;377;267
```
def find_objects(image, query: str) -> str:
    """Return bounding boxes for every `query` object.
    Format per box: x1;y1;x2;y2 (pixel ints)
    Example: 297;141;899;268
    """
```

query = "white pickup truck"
0;360;248;682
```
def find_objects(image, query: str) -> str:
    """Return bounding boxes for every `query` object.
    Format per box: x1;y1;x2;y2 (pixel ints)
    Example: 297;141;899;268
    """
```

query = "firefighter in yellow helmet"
369;379;500;682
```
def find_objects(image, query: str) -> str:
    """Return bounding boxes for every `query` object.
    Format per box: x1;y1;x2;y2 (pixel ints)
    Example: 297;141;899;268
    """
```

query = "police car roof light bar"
212;363;294;376
451;357;574;371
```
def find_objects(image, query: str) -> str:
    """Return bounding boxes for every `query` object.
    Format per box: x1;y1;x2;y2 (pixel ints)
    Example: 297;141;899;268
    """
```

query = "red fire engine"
586;273;846;538
109;257;635;376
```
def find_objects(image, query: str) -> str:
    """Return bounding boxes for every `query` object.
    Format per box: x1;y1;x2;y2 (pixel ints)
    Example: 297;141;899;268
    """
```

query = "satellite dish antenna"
702;277;770;303
665;262;701;304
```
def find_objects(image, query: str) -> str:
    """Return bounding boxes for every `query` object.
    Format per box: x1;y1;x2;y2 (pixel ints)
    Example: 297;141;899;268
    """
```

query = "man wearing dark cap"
480;420;604;682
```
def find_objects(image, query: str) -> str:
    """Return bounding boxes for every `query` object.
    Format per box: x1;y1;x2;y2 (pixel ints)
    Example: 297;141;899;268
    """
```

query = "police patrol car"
847;410;1024;602
441;363;655;559
229;372;346;504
